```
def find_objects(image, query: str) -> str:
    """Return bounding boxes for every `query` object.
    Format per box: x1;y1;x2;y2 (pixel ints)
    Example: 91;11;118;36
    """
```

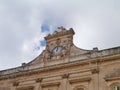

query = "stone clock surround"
28;27;90;67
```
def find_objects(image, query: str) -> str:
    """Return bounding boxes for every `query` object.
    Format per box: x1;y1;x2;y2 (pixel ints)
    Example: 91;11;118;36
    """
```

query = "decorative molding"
104;77;120;81
41;82;60;87
0;60;89;81
56;38;61;45
42;28;74;62
69;77;91;84
45;28;75;40
16;86;34;90
0;54;120;81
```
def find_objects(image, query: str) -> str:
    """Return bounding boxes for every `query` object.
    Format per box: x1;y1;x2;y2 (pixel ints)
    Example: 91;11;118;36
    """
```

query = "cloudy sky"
0;0;120;70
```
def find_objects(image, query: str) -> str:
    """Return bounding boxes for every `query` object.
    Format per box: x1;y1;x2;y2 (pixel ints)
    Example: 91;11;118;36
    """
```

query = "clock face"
53;46;62;55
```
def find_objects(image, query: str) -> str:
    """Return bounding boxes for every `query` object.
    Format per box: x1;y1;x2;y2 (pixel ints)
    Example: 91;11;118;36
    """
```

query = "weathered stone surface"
0;27;120;90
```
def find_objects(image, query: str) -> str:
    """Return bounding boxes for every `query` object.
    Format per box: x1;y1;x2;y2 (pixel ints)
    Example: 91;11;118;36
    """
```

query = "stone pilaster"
12;81;19;90
35;78;42;90
91;68;99;90
62;74;69;90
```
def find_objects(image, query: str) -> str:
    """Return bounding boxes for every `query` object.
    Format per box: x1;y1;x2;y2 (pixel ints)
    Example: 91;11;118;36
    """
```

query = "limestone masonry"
0;27;120;90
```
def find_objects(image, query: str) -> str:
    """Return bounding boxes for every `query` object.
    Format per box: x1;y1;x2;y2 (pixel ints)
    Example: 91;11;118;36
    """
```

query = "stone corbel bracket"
91;68;99;74
62;73;69;79
36;78;43;83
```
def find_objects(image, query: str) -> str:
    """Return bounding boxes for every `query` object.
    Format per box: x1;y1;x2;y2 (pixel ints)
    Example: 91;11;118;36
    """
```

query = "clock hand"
56;47;58;52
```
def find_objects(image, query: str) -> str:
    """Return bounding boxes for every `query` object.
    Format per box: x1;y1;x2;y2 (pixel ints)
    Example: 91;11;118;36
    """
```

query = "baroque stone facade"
0;27;120;90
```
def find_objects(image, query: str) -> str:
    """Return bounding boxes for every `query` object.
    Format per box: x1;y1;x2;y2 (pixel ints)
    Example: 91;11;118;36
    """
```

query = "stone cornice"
17;86;34;90
0;53;120;81
0;59;89;81
104;77;120;81
41;82;60;87
69;77;91;84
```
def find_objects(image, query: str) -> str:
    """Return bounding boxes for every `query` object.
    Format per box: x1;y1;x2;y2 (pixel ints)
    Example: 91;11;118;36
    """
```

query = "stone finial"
21;63;26;66
69;28;73;30
58;26;65;32
93;47;98;52
45;27;74;40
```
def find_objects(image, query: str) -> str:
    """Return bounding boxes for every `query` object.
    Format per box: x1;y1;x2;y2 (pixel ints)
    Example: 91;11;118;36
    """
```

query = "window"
0;87;10;90
112;86;120;90
17;86;34;90
76;88;84;90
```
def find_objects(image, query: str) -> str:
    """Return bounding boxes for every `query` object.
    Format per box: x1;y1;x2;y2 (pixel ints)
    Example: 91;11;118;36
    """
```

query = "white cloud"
0;0;120;70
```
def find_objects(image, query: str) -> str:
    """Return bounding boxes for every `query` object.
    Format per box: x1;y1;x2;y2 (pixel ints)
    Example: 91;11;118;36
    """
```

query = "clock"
53;46;62;55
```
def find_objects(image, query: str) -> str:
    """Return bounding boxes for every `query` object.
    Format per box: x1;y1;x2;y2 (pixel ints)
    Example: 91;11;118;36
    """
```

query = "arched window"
112;86;120;90
73;85;86;90
76;88;84;90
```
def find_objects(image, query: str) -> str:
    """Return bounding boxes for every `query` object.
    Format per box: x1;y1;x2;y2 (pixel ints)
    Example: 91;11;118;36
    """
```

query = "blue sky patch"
40;40;46;46
41;24;50;32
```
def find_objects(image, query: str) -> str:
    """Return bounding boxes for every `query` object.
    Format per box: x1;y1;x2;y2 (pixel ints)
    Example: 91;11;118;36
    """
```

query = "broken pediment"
28;27;90;67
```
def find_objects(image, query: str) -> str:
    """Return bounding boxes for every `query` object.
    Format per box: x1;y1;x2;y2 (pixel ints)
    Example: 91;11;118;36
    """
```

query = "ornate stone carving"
60;47;67;58
58;26;65;30
43;45;52;62
42;27;75;63
68;39;73;47
44;27;75;40
44;51;51;61
56;38;61;45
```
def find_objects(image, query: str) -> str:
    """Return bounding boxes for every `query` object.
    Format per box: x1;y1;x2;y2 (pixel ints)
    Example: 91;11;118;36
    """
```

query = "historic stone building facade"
0;27;120;90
